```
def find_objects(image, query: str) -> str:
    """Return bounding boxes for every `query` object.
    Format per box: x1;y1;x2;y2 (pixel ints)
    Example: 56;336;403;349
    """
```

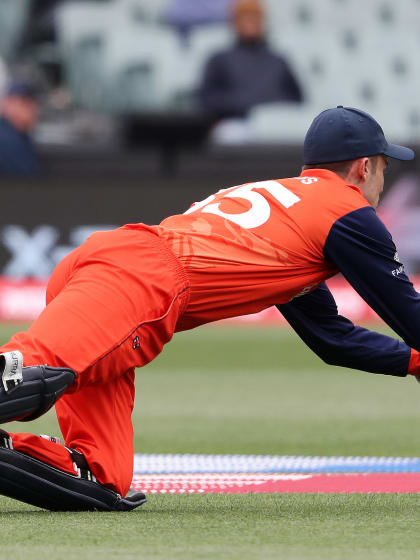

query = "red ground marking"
131;473;420;494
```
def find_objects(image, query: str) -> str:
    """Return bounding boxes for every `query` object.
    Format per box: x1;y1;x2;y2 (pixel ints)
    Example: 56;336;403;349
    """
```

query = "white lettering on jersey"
392;265;404;277
392;251;405;276
184;181;301;229
295;177;319;185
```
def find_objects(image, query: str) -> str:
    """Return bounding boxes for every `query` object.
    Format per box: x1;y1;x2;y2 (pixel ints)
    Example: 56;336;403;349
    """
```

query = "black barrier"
0;145;418;279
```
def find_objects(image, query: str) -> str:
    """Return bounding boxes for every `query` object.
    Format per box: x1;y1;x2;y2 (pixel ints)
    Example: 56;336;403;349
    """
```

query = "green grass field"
0;323;420;559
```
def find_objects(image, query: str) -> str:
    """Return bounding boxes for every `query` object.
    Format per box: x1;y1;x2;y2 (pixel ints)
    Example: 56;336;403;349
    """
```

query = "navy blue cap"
5;80;39;100
303;106;414;164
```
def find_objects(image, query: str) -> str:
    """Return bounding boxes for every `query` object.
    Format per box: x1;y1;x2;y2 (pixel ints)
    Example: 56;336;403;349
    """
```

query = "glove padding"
0;354;76;423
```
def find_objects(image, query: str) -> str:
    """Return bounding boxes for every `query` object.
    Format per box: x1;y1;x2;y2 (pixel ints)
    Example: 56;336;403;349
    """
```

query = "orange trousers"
0;225;189;496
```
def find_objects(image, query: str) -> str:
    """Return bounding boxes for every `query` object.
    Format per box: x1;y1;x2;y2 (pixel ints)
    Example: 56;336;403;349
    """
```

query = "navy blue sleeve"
277;283;410;376
323;206;420;353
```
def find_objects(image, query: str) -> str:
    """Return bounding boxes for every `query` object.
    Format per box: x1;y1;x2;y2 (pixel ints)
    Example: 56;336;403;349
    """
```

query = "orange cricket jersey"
154;169;370;330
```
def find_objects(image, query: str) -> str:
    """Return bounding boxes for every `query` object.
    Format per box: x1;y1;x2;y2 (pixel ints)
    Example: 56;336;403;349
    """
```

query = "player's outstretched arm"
292;204;420;378
277;283;411;376
324;206;420;352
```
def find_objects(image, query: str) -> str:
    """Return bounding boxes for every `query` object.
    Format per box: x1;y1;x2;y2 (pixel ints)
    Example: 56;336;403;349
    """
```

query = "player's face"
362;155;388;208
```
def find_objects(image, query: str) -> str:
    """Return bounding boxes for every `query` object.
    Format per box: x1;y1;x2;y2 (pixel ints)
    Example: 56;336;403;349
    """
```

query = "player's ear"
355;157;369;182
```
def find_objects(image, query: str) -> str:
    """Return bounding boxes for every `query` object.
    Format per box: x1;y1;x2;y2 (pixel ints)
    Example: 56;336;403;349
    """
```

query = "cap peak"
303;106;414;164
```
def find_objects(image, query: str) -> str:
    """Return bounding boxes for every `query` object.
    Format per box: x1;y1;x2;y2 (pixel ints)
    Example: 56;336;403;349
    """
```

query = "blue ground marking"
133;454;420;474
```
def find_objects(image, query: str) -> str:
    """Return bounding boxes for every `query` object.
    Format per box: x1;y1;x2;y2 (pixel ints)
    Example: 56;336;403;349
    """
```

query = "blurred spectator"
0;81;41;176
167;0;235;36
199;0;303;120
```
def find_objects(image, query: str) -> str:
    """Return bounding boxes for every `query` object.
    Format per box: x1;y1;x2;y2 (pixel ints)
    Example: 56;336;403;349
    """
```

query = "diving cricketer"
0;105;418;511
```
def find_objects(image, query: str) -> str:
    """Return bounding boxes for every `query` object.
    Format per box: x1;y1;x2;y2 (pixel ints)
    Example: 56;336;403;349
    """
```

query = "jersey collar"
299;168;363;194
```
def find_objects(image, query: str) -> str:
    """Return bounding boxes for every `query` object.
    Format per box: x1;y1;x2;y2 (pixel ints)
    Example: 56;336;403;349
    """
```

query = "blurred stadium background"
0;0;420;322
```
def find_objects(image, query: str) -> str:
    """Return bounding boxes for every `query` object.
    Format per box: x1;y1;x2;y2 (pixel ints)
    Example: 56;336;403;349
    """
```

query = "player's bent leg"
0;368;140;511
56;368;136;497
0;430;146;511
0;350;76;424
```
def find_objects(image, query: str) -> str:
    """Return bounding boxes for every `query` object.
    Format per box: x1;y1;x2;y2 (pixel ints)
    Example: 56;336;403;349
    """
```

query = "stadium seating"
118;0;171;24
104;21;182;111
264;0;420;143
247;103;317;144
0;0;30;60
44;0;420;141
56;2;112;108
0;58;7;97
57;2;233;112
